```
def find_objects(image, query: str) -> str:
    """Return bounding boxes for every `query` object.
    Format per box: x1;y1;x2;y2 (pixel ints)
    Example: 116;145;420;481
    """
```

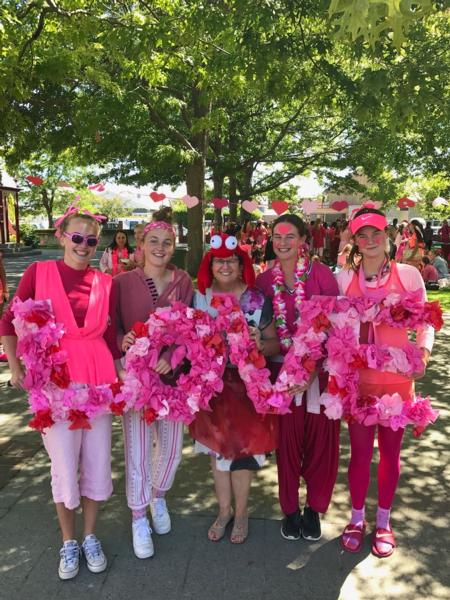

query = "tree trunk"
229;175;238;222
212;171;225;229
238;163;255;224
185;87;210;276
42;189;54;227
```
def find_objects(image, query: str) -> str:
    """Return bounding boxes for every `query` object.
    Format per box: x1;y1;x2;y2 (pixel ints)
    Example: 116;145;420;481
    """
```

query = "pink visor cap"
350;213;388;235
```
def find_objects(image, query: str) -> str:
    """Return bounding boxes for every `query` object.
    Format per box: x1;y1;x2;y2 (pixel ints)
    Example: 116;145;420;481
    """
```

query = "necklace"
272;255;309;351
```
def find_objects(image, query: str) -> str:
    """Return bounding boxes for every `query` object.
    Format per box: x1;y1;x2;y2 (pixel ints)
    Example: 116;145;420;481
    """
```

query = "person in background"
311;218;326;259
336;243;353;271
402;220;425;269
0;251;9;360
423;222;433;252
129;224;145;268
438;219;450;262
421;256;439;287
429;249;449;279
99;230;133;277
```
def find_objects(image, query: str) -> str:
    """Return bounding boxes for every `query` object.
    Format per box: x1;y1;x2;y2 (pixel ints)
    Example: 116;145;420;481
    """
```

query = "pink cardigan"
113;265;193;350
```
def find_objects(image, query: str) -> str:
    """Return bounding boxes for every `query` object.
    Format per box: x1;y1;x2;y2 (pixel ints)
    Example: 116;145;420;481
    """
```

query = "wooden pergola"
0;169;20;245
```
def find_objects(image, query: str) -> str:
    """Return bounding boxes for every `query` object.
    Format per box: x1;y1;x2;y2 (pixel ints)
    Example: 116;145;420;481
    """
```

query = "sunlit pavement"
1;252;449;600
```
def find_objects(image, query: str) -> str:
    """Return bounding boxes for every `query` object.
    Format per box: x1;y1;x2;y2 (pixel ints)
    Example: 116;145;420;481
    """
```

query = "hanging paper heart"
301;200;318;215
26;176;44;186
242;200;259;213
182;195;199;208
397;197;415;209
330;200;349;211
212;197;229;209
150;191;166;202
272;201;289;215
88;183;105;192
432;197;449;207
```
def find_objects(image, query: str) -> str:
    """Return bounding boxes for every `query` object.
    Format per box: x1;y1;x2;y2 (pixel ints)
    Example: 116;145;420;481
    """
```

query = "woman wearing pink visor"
336;207;434;558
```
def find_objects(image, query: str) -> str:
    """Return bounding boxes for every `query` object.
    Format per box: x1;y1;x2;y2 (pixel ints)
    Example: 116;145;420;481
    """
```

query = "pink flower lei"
272;254;309;351
12;298;124;432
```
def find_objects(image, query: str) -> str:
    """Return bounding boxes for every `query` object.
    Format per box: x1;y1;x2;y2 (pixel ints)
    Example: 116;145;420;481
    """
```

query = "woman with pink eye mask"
336;207;434;558
256;214;340;543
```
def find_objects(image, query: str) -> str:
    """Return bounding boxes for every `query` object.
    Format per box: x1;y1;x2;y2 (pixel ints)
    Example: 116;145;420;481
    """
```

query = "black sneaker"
302;506;321;541
280;509;302;541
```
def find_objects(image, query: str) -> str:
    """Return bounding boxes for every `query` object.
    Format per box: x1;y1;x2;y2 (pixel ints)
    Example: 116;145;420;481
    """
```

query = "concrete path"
0;252;449;600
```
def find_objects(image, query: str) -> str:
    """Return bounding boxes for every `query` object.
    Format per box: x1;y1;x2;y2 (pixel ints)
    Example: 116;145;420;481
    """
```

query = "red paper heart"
397;197;415;209
26;175;44;186
212;197;229;209
272;201;289;215
330;200;348;211
150;191;166;202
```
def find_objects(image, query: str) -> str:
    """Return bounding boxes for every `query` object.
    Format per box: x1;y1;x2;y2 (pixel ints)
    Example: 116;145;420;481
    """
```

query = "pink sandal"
372;527;396;558
340;521;366;553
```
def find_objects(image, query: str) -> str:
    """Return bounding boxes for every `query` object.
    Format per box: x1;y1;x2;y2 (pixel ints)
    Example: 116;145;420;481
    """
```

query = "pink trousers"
42;415;112;510
123;410;184;511
276;401;340;515
348;422;404;510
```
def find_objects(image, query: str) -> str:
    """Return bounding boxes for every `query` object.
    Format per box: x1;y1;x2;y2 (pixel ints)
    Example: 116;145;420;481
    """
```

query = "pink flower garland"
271;256;309;352
302;293;442;436
116;302;226;424
12;298;124;432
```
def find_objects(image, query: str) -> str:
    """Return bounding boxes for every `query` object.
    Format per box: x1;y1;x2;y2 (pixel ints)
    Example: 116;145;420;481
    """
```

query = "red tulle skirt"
189;367;279;460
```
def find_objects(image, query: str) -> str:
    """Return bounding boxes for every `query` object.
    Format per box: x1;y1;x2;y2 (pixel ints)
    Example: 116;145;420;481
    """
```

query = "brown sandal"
230;515;249;544
208;514;233;542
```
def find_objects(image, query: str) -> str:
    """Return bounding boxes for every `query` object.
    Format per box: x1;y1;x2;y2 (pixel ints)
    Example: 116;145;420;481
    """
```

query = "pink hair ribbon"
54;198;106;237
144;221;176;237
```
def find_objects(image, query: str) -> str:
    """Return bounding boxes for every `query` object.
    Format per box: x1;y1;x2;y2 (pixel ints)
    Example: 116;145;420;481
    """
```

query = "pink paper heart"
330;200;348;211
301;200;318;215
182;194;199;208
242;200;259;213
212;197;229;209
272;201;289;216
397;197;415;209
150;191;166;202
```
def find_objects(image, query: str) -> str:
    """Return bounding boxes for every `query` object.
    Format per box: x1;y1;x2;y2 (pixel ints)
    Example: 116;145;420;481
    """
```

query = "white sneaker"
132;517;154;559
150;498;171;535
58;540;80;580
82;534;107;573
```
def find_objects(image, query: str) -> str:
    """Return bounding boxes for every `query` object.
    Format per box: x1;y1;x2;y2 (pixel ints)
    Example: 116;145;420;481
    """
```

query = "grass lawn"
427;288;450;312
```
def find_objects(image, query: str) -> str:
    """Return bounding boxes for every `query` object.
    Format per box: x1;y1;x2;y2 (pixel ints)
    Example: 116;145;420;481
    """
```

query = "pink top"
114;265;194;349
0;260;121;359
337;262;434;352
34;261;117;385
311;226;326;248
422;264;438;283
256;261;339;334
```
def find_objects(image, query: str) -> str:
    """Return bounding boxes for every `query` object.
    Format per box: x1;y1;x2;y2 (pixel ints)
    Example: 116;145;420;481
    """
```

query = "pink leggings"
348;422;404;510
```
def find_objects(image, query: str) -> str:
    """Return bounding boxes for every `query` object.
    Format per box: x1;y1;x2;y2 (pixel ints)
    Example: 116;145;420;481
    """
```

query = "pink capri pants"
42;414;113;510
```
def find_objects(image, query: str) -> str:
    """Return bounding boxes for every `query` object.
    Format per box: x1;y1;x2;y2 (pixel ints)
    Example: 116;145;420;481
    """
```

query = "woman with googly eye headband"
190;233;281;545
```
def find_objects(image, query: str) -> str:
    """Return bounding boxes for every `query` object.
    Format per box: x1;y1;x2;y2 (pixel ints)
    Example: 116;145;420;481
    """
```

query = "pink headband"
350;213;387;235
144;221;176;237
54;199;106;237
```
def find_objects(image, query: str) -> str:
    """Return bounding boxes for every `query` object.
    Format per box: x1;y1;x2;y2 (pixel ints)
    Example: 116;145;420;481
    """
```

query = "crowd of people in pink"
0;202;445;580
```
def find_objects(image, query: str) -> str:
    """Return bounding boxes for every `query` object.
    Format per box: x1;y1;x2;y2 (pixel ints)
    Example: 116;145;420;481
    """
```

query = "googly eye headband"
197;233;255;294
